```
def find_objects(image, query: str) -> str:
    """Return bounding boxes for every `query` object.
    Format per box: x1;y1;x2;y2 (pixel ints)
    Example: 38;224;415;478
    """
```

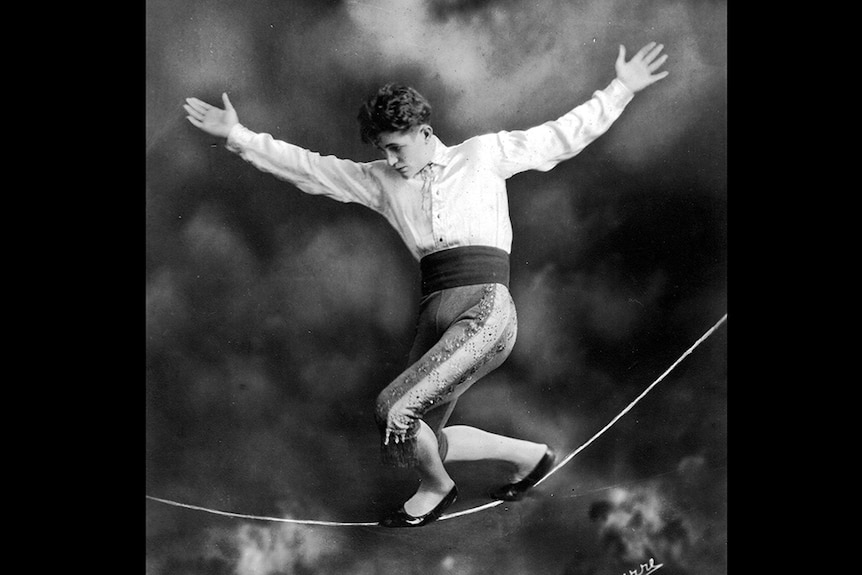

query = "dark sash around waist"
419;246;510;296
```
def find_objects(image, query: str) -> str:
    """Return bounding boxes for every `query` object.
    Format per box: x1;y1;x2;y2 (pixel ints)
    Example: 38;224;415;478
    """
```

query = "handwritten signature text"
623;557;663;575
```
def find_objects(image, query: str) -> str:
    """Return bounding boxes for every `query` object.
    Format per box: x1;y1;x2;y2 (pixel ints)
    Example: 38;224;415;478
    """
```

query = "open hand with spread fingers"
183;92;239;138
614;42;669;93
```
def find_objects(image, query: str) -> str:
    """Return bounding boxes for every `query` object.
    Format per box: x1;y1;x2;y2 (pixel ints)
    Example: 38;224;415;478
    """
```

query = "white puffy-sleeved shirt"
226;79;635;261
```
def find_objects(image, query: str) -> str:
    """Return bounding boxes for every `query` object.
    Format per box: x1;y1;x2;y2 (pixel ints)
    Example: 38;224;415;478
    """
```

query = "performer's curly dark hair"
357;84;432;144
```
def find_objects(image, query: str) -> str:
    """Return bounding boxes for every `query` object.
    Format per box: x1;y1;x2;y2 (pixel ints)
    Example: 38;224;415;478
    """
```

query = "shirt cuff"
603;78;636;109
225;123;254;152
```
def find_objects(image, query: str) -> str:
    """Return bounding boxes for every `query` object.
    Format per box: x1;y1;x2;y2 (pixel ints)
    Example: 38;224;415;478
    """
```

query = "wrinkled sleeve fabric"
489;78;635;179
226;124;384;211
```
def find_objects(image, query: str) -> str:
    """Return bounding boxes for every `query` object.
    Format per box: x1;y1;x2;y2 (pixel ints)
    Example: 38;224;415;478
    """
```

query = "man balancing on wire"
183;41;669;528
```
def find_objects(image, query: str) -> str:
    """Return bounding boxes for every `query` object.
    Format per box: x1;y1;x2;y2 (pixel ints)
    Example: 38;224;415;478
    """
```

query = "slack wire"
147;313;727;526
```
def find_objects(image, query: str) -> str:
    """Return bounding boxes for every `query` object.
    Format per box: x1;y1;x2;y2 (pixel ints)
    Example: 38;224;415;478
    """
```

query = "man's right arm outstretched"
183;93;383;209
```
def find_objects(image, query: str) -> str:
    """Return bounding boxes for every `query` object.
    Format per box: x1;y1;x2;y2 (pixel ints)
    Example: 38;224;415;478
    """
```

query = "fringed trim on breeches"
375;283;517;467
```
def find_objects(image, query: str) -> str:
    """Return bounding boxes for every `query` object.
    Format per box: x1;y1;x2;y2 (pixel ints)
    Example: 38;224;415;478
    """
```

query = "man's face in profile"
376;125;434;179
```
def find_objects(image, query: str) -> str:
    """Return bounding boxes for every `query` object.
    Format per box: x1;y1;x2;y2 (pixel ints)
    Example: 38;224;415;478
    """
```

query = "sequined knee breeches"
375;283;517;467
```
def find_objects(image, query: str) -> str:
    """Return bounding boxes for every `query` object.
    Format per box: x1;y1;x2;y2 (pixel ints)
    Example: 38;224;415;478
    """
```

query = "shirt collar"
428;135;451;167
413;136;450;181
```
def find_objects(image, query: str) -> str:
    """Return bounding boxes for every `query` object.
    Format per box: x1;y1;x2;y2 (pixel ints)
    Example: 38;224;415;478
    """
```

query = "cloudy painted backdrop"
146;0;727;573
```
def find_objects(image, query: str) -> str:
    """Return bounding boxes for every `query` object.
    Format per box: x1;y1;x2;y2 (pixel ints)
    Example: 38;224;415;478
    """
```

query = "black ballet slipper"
378;486;459;528
488;448;556;501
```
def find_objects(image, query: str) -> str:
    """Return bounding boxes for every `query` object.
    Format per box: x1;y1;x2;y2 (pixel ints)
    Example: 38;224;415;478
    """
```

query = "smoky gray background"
145;0;727;573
